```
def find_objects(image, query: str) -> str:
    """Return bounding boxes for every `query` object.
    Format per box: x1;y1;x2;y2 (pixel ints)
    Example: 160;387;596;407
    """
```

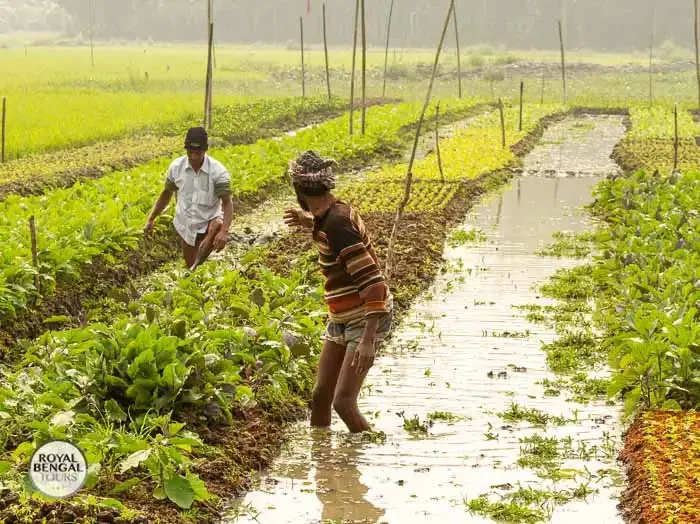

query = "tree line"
12;0;698;53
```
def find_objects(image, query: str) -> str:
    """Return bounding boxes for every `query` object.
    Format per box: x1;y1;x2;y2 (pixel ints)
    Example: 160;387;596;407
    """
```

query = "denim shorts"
324;311;393;352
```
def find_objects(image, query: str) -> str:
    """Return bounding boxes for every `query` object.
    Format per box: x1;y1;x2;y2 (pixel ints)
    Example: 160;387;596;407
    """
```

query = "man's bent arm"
148;189;174;222
221;195;234;232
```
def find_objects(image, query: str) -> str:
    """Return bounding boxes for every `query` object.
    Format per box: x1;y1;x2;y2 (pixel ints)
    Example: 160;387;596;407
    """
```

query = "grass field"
1;44;698;159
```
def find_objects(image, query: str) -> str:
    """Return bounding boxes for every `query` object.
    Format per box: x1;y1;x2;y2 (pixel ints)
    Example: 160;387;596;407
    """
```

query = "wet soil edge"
573;108;680;524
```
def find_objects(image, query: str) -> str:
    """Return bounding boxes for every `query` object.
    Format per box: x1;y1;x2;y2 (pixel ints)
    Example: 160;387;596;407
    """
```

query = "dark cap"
185;127;208;150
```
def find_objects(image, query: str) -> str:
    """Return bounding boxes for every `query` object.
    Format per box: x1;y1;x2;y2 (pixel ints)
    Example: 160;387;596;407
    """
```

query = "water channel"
226;115;627;524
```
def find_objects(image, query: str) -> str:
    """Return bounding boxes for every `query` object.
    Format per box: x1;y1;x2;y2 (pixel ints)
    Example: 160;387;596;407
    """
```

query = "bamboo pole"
386;0;456;280
540;67;546;104
695;0;700;109
360;0;367;134
519;81;524;132
649;7;655;107
674;103;679;170
29;216;39;292
300;17;306;99
207;22;214;128
498;98;506;148
323;3;332;101
452;2;462;98
210;0;217;69
203;22;214;129
382;0;395;98
1;97;5;164
558;20;567;104
349;0;360;134
436;101;445;182
207;1;212;37
88;0;95;67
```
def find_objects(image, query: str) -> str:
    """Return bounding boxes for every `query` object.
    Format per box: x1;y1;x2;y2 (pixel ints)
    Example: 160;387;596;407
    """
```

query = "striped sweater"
313;200;392;326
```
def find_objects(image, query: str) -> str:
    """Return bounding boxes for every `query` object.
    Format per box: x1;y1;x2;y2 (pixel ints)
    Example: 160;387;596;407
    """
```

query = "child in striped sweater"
284;151;393;433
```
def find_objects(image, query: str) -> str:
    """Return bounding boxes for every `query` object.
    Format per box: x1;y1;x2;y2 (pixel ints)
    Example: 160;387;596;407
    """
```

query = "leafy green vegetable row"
591;170;700;413
627;105;700;140
338;103;563;212
0;247;327;510
0;99;479;325
0;97;346;200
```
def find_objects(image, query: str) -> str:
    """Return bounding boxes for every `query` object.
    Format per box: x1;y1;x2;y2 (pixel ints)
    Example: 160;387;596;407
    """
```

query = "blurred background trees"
0;0;694;53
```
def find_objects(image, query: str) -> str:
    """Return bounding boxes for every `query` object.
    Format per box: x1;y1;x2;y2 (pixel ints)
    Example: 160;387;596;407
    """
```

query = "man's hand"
144;218;155;235
351;339;376;376
213;230;228;252
284;209;313;229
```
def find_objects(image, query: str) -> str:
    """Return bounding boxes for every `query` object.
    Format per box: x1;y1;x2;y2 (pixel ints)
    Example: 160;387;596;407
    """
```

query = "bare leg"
196;218;223;266
333;349;372;433
311;340;346;428
182;240;198;268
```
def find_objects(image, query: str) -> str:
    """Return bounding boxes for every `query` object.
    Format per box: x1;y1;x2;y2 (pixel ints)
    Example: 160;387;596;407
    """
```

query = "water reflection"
495;193;503;226
312;431;385;524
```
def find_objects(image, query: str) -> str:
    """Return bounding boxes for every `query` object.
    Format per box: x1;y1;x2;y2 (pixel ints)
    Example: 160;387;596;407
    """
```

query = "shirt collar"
187;155;210;174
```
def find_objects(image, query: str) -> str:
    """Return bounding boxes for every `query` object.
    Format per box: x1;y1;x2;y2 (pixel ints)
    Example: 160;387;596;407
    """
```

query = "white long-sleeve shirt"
164;155;232;246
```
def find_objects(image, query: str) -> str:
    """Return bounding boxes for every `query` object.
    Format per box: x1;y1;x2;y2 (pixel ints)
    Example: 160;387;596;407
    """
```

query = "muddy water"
226;116;627;524
522;116;624;177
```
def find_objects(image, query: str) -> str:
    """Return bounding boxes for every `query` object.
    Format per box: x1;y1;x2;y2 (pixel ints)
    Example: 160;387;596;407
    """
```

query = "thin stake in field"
673;103;679;170
558;19;567;105
649;6;655;107
519;81;524;132
207;22;214;128
300;17;306;99
499;98;506;148
29;216;39;292
361;0;368;134
203;22;214;129
349;0;360;135
695;0;700;109
386;0;456;280
1;97;5;164
209;0;217;69
88;0;95;67
452;1;462;99
436;101;445;182
382;0;395;98
323;3;332;101
541;66;546;104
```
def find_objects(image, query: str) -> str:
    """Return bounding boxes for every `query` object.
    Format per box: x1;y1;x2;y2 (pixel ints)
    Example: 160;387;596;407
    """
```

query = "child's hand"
352;340;376;376
284;209;313;229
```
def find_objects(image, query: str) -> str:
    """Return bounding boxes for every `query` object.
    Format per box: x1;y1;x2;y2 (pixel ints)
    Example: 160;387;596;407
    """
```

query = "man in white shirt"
145;127;233;269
